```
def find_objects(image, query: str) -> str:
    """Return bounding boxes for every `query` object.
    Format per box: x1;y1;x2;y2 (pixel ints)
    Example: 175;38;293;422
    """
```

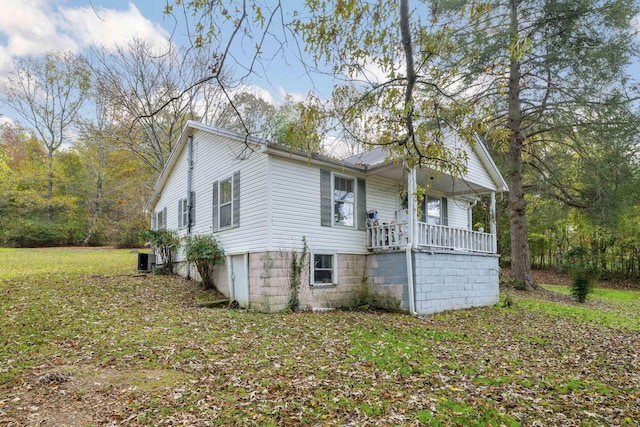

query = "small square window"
313;253;335;285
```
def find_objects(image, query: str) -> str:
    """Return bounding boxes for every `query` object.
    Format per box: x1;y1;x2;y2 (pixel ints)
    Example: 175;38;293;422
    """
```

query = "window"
178;192;196;229
313;253;335;285
420;196;448;226
155;207;166;230
219;178;232;228
321;170;366;230
178;198;188;229
426;196;441;225
212;172;240;231
334;176;355;227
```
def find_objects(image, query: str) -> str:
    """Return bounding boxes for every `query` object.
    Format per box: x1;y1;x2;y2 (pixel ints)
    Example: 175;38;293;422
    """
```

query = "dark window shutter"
420;198;426;223
441;197;448;226
320;169;332;227
178;199;183;229
212;181;219;231
233;171;240;226
152;211;157;230
190;191;196;227
357;178;366;231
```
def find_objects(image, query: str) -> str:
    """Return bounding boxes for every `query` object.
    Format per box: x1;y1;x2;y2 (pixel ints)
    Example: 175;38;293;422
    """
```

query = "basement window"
313;253;336;286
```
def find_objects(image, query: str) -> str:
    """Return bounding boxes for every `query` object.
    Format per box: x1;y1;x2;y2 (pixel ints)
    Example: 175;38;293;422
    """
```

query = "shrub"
563;246;601;303
139;229;180;273
0;218;80;247
183;234;225;290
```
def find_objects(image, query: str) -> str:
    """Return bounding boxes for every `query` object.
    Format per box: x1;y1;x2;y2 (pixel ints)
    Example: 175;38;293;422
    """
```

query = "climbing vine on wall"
286;236;308;312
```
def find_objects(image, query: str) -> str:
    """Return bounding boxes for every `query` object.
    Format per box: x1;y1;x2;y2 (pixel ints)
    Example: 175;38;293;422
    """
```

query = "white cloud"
0;0;77;72
0;0;170;75
61;3;170;52
276;86;307;104
238;84;277;105
0;116;15;127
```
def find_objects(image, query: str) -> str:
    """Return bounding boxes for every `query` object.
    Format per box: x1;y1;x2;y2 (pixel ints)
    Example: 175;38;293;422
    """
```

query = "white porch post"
490;191;497;253
408;167;417;244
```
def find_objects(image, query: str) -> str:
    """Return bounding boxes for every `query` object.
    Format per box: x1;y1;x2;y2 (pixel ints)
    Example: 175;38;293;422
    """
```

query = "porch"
367;221;495;254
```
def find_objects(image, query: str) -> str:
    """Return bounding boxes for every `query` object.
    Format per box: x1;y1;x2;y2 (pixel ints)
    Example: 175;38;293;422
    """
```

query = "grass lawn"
1;248;639;426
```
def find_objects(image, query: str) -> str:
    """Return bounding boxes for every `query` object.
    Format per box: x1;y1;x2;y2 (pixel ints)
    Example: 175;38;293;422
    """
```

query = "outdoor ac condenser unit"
137;253;156;272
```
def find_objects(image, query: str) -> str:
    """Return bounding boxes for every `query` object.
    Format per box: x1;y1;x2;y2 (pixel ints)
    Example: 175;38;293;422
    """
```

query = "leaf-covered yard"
1;248;639;426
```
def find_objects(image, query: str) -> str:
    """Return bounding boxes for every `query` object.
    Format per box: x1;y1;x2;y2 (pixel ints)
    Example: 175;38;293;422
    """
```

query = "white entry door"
230;254;249;308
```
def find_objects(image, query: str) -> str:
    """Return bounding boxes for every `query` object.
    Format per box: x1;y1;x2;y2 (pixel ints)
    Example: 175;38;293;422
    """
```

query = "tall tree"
434;0;640;288
1;52;91;221
172;0;474;169
85;39;229;172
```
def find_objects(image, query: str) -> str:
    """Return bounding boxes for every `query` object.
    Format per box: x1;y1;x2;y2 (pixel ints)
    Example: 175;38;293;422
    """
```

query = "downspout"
406;166;418;315
186;135;194;279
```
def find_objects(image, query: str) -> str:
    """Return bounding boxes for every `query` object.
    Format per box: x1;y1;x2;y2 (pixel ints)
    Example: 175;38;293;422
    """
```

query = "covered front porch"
362;148;504;254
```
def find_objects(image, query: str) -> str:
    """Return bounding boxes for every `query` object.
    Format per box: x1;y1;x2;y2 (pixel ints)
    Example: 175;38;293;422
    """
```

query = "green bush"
563;246;601;303
183;234;225;290
0;217;83;247
139;229;180;273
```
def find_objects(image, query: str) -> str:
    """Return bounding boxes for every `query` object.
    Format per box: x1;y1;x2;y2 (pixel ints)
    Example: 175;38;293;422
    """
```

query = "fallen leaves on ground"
1;253;639;426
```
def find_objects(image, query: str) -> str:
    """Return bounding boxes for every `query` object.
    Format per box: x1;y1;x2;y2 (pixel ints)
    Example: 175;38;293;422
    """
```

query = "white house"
144;121;508;314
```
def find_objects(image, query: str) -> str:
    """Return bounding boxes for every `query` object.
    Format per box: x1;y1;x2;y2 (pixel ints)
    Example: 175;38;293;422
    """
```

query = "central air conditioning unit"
137;253;156;272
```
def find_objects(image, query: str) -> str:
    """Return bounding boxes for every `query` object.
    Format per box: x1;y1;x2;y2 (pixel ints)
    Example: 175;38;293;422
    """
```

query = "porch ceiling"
368;164;495;196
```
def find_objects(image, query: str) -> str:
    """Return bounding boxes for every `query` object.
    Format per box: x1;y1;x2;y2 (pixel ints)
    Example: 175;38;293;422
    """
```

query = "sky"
1;0;640;123
0;0;323;112
0;0;169;69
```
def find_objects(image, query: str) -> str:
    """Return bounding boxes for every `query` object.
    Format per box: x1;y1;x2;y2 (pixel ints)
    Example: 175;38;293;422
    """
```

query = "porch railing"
367;221;495;254
367;221;408;251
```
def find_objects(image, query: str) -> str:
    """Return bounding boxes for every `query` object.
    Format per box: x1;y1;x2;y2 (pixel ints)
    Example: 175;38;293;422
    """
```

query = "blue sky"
1;0;640;112
0;0;322;106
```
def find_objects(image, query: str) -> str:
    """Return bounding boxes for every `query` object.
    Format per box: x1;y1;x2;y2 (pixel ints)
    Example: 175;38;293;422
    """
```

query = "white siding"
153;145;188;233
366;174;403;222
448;196;471;229
153;129;269;258
191;130;268;254
460;139;497;191
268;156;401;254
151;126;480;262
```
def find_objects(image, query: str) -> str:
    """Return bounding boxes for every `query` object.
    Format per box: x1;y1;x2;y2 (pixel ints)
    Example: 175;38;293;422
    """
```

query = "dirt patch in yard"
3;364;189;426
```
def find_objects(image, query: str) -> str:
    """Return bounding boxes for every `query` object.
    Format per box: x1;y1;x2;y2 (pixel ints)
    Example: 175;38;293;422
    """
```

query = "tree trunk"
47;148;54;222
507;0;537;290
83;169;104;246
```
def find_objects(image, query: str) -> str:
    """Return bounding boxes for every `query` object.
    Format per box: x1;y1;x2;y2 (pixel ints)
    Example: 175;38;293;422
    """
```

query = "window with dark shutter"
212;172;240;230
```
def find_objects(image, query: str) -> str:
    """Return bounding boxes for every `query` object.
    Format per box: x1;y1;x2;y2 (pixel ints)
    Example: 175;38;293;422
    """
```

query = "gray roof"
342;146;392;167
